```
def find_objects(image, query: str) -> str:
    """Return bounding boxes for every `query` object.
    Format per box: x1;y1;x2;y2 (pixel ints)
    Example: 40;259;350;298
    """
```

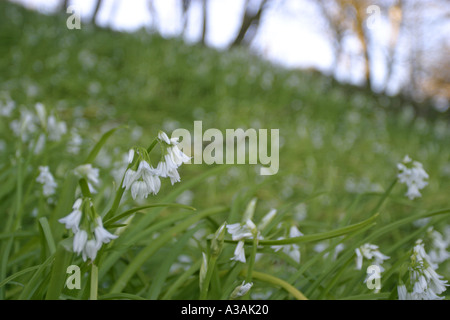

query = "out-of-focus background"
9;0;450;110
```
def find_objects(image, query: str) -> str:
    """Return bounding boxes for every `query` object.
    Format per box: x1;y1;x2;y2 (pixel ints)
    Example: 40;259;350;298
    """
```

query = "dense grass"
0;2;448;300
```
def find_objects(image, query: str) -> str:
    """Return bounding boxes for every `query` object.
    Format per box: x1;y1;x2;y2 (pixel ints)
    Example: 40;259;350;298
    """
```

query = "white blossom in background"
156;131;190;185
271;226;303;264
47;114;67;141
67;129;83;154
400;239;449;300
34;103;47;128
10;109;38;142
355;243;390;271
314;242;346;260
0;99;15;117
74;164;100;193
227;220;258;263
397;155;429;200
426;227;450;264
33;133;46;155
36;166;57;197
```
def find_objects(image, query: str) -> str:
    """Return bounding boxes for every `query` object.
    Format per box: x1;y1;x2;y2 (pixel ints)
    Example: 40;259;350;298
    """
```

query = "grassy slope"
0;2;449;296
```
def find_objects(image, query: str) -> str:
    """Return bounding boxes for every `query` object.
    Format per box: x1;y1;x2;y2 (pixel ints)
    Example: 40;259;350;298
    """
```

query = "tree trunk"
91;0;104;25
200;0;208;45
230;0;268;48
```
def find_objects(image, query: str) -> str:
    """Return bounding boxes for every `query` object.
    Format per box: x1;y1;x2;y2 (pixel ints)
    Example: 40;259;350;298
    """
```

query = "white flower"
47;115;67;141
167;145;190;167
35;103;47;128
404;239;449;300
123;168;139;190
398;284;412;300
355;243;390;270
73;229;88;254
231;241;246;263
0;99;15;117
123;161;161;199
158;131;172;145
158;131;180;146
75;164;100;185
427;227;450;264
226;220;256;241
127;149;135;163
397;156;429;200
67;129;82;154
271;226;303;263
33;133;46;155
94;217;118;247
58;200;83;233
140;161;161;194
131;180;150;199
36;166;57;197
83;239;100;262
258;209;277;231
230;281;253;299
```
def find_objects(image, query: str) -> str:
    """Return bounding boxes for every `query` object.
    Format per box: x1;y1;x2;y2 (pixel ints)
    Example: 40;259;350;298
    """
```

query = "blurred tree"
230;0;271;48
91;0;104;24
147;0;159;30
181;0;193;34
200;0;208;45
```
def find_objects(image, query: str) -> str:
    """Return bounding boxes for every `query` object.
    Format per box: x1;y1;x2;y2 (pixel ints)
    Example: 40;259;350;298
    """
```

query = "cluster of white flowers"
226;208;277;263
271;225;303;264
355;243;390;271
0;97;15;117
397;155;429;200
426;227;450;264
156;131;191;184
121;131;190;200
59;198;118;262
226;220;258;263
36;166;57;197
398;239;449;300
8;103;68;153
123;159;161;200
314;242;345;261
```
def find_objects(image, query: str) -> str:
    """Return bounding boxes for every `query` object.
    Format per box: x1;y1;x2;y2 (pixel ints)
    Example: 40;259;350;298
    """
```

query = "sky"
8;0;434;96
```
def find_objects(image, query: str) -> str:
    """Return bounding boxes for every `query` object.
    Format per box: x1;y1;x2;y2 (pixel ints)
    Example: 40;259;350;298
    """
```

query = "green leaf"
38;217;56;255
104;203;196;227
110;206;228;293
45;245;72;300
84;126;127;164
147;225;201;299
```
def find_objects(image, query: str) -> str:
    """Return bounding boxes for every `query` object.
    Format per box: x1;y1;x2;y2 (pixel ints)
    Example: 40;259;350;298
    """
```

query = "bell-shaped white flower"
58;206;82;233
231;240;246;263
83;239;100;262
73;229;88;254
36;166;57;197
397;156;429;200
94;217;118;247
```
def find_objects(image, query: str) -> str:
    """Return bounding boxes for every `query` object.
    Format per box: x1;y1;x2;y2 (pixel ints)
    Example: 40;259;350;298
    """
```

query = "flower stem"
90;263;98;300
240;269;308;300
199;255;217;300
